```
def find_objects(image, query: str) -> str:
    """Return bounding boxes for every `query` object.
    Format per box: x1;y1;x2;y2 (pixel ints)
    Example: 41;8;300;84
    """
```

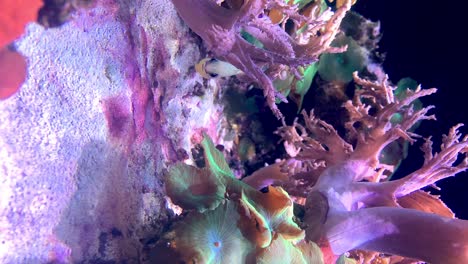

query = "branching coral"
164;2;468;263
259;72;468;263
170;0;352;118
163;71;468;263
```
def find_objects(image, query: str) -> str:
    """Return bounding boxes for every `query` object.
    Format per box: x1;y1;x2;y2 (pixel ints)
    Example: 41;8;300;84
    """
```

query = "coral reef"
257;73;468;262
163;72;468;263
0;0;226;262
162;2;468;261
163;135;322;263
170;0;351;118
1;0;467;263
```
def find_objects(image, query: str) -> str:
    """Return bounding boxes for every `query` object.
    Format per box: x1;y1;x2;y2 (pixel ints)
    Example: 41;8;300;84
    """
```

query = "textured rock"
0;0;223;262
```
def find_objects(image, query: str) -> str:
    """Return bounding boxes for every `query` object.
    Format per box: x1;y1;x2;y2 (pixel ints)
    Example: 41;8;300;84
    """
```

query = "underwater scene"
1;0;467;263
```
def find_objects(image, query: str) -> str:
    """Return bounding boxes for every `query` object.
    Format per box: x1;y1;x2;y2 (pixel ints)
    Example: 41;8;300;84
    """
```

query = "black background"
354;0;468;219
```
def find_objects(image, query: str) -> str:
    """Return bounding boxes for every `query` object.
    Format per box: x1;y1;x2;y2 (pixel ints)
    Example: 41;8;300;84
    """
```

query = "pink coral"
247;72;468;262
170;0;351;118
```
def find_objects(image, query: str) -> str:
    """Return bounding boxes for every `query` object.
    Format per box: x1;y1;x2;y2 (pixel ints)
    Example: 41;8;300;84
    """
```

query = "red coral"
0;47;27;99
0;0;43;48
0;0;43;99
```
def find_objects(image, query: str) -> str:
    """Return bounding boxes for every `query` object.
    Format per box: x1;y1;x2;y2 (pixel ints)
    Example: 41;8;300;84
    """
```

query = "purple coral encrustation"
170;0;351;118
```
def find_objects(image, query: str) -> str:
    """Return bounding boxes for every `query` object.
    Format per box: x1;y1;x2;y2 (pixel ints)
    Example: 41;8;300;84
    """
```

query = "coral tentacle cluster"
170;0;352;118
164;1;468;263
164;72;468;263
165;135;323;263
276;73;468;263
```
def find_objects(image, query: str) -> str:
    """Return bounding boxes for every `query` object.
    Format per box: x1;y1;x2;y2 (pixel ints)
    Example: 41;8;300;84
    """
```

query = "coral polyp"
164;135;324;263
170;0;351;118
171;200;253;263
164;72;468;263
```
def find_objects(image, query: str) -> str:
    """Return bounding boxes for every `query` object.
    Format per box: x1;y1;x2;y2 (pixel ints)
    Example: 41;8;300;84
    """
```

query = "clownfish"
195;58;242;79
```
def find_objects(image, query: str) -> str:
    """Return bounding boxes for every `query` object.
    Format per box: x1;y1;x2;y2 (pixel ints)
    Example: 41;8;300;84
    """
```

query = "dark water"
355;0;468;219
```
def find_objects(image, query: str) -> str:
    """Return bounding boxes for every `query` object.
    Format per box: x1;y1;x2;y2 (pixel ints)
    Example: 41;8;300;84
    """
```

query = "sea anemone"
172;200;254;263
165;163;226;212
256;234;323;264
164;134;324;262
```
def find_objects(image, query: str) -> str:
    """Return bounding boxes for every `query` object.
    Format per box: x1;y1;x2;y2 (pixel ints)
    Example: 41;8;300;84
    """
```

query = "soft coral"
249;72;468;262
170;0;351;118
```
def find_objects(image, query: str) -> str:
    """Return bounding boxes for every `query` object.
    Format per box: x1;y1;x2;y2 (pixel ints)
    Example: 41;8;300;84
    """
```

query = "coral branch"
273;72;468;262
274;72;441;190
241;162;288;190
170;0;353;118
346;72;437;170
293;0;351;57
298;109;353;164
392;124;468;197
275;110;353;185
324;207;468;264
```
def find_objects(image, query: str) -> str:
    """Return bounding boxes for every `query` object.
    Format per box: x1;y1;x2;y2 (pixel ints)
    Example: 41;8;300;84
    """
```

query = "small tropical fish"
195;58;242;79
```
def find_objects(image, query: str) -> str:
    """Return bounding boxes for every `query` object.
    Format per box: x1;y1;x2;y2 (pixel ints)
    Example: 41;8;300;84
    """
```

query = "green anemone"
174;200;254;264
165;134;319;262
165;163;226;212
257;234;324;264
165;134;236;212
201;133;235;179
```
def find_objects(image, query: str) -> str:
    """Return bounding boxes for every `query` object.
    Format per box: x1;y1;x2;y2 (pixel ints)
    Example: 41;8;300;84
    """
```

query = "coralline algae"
0;1;225;262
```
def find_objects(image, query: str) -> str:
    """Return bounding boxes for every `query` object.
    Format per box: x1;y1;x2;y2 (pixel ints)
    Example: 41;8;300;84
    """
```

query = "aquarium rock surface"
0;0;222;262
